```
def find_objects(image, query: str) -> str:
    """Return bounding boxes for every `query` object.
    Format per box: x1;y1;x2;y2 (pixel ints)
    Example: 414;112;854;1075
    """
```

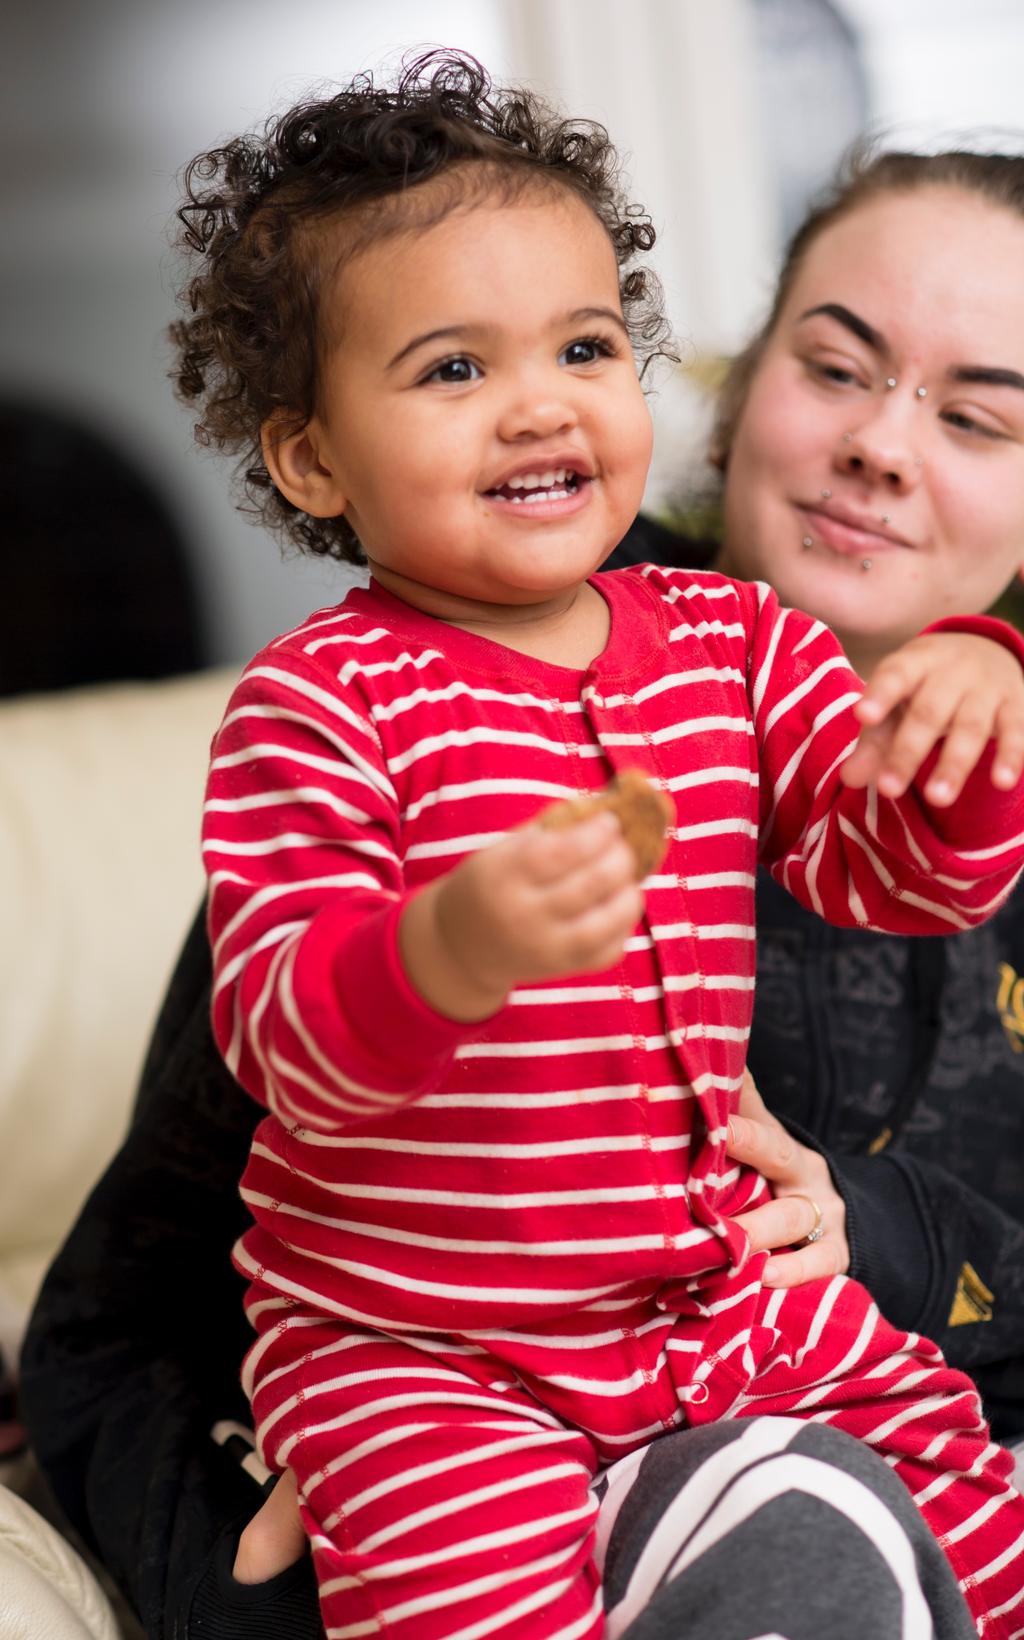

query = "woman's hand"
232;1469;307;1585
841;631;1024;805
726;1071;849;1287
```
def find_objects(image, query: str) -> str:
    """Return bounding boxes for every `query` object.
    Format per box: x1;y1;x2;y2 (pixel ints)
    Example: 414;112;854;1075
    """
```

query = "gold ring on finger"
790;1195;824;1248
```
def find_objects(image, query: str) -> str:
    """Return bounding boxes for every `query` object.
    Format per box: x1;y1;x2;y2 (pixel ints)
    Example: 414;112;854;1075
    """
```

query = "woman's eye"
426;356;480;384
942;409;1003;440
806;358;860;388
560;337;613;367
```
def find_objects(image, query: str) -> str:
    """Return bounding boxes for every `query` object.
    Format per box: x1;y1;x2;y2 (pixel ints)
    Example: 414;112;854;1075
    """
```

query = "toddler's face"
301;189;653;616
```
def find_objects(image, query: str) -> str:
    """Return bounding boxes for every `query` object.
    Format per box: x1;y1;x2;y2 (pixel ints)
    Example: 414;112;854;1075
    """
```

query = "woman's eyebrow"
798;302;885;354
951;365;1024;392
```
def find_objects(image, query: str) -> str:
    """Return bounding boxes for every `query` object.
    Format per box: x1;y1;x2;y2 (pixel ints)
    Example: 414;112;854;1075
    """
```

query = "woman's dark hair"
169;49;671;563
711;143;1024;469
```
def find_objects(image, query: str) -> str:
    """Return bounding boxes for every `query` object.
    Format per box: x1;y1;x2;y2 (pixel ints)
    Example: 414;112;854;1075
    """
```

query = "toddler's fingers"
544;837;639;917
518;811;622;884
872;681;965;798
561;882;645;973
993;697;1024;790
920;693;996;805
854;647;927;726
839;717;897;790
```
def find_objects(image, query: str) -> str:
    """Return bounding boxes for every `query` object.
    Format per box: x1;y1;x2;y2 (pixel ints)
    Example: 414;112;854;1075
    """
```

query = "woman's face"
720;187;1024;671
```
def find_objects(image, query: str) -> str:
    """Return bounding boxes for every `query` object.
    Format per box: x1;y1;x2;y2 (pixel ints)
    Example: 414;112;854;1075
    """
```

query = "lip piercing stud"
885;377;897;391
880;514;891;525
802;536;814;549
820;488;832;499
915;386;928;398
861;558;872;572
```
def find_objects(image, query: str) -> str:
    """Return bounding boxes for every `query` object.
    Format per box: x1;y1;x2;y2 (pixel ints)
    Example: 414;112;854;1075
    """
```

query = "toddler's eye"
560;337;614;367
426;356;481;384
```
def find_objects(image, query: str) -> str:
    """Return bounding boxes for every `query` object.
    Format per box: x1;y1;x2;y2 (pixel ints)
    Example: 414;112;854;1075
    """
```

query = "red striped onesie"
204;566;1024;1638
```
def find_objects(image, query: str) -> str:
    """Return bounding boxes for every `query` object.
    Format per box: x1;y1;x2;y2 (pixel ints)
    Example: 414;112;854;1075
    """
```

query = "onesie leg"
250;1319;605;1639
693;1276;1024;1638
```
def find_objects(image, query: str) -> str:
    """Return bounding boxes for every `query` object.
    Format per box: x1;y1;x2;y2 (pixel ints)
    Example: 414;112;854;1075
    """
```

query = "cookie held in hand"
539;770;675;879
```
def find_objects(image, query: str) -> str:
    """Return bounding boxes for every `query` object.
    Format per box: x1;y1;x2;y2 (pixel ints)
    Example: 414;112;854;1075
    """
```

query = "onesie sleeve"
203;650;488;1132
740;579;1024;932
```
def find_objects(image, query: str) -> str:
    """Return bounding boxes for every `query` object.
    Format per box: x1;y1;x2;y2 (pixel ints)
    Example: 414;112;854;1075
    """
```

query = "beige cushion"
0;669;234;1344
0;1484;121;1640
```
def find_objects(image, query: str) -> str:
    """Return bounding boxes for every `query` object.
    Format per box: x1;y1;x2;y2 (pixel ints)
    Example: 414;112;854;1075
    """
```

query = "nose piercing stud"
885;377;897;391
915;386;928;398
842;432;853;443
860;558;872;572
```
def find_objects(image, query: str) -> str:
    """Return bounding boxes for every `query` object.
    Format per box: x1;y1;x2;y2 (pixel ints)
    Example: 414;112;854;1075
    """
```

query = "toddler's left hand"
841;631;1024;806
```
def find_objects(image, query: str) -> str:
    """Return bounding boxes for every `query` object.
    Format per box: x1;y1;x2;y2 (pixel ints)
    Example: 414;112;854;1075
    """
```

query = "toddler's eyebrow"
387;306;629;370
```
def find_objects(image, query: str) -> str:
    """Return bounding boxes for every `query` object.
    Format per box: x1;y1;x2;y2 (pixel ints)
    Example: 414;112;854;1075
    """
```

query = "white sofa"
0;666;236;1640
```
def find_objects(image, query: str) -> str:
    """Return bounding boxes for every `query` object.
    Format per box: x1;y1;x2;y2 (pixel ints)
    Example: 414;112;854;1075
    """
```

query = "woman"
20;143;1024;1637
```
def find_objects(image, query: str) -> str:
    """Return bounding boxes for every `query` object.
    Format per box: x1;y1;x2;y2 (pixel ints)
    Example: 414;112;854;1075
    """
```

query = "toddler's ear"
261;412;348;518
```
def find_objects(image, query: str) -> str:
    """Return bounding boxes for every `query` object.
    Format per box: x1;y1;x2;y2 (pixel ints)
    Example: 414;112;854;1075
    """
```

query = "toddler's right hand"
401;811;644;1021
232;1469;307;1585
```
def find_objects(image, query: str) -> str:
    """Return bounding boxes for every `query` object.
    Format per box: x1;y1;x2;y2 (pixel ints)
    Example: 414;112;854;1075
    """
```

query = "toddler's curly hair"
169;49;671;563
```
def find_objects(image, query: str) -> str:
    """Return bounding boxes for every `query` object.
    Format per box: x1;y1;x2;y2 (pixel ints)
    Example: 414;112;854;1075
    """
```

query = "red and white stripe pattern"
205;567;1024;1636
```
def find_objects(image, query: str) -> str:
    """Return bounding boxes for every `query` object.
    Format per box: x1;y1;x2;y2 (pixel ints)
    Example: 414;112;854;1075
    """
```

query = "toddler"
177;51;1024;1639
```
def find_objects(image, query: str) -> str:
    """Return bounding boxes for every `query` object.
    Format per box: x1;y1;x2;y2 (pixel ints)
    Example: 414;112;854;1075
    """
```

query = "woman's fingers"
726;1069;850;1285
762;1239;846;1288
730;1190;820;1252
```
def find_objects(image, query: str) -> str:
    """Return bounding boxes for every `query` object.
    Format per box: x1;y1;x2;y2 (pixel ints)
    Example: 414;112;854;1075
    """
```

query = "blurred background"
2;0;1023;686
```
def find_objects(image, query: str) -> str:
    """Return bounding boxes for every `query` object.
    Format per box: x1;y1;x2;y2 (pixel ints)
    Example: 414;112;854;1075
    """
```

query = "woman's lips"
798;504;911;557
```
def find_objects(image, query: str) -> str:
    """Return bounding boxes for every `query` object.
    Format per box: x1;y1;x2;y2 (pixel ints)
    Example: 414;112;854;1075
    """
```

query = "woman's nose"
835;406;924;492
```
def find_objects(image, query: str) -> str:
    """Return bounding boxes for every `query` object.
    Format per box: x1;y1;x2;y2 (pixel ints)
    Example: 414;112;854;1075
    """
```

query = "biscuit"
538;770;675;879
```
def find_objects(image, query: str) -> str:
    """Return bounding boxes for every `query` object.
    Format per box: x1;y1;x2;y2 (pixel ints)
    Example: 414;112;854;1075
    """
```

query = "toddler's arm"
204;650;641;1129
400;809;641;1021
743;586;1024;930
841;622;1024;804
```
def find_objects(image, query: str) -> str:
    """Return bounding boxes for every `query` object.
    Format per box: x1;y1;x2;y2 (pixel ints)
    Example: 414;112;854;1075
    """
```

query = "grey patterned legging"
604;1418;975;1640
